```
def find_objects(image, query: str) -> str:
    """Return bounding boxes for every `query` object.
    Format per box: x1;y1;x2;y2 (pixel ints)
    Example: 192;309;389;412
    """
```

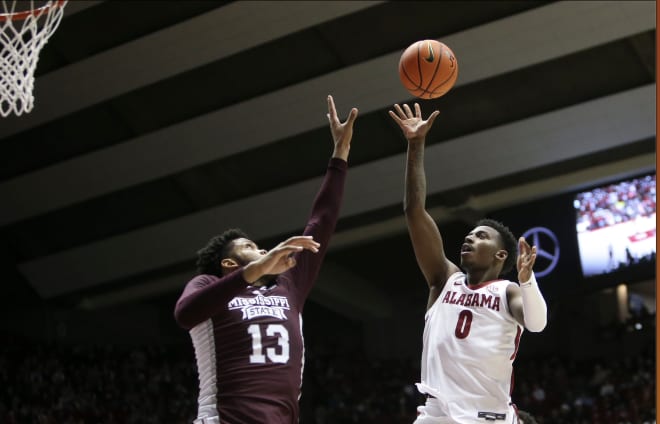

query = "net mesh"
0;0;67;117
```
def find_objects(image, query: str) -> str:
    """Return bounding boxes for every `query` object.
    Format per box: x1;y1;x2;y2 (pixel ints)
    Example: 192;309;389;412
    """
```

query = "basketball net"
0;0;67;117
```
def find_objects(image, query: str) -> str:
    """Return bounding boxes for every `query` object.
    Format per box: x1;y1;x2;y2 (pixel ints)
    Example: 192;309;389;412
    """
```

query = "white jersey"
416;272;523;424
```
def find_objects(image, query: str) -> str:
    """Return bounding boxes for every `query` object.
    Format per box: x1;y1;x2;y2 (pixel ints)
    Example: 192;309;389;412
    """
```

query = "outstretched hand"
388;102;439;143
517;237;537;283
244;236;320;283
327;95;358;161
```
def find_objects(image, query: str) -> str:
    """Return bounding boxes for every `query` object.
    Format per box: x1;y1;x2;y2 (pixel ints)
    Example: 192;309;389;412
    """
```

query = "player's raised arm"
389;103;460;302
507;237;548;332
288;96;357;301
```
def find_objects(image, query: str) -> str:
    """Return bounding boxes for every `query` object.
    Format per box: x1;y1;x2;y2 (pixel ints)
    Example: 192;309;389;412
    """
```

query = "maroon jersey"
174;158;347;424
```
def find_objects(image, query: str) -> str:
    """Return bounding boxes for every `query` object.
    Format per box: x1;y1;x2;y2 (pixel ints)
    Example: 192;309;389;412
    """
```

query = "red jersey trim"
465;278;504;290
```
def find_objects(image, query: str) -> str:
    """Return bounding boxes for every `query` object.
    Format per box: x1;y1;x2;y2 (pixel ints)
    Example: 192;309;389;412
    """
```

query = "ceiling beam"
329;152;656;250
76;151;655;310
0;1;385;138
0;1;654;227
62;1;104;16
78;259;393;321
18;85;655;298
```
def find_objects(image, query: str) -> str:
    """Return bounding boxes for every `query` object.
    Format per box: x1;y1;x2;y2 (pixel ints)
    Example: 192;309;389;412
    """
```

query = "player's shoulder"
490;277;516;286
496;278;519;291
188;273;220;288
501;279;523;300
446;271;466;284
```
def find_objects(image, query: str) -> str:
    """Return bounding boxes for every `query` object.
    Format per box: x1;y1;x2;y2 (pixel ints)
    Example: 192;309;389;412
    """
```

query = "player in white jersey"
389;103;548;424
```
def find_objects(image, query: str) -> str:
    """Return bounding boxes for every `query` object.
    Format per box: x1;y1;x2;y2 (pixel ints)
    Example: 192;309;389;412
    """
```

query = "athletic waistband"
193;417;220;424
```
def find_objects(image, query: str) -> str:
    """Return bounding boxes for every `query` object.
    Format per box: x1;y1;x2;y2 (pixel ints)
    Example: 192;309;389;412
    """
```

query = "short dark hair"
517;410;539;424
196;228;249;276
476;218;517;276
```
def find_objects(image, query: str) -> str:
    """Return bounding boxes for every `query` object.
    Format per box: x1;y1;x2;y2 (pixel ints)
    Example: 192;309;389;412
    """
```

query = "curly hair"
195;228;249;276
476;218;517;276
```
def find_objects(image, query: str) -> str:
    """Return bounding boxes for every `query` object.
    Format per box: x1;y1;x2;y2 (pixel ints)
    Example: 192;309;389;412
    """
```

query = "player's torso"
421;273;522;415
427;275;521;363
191;277;304;423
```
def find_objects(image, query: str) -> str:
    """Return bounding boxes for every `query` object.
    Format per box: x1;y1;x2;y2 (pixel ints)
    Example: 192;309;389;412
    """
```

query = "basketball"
398;39;458;99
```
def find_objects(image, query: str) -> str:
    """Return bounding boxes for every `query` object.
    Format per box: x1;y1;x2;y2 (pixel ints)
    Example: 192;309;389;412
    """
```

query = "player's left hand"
327;95;358;161
517;237;537;283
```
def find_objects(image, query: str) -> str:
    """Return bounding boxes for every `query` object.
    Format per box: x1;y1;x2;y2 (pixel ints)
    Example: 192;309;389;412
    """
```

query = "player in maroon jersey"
174;95;358;424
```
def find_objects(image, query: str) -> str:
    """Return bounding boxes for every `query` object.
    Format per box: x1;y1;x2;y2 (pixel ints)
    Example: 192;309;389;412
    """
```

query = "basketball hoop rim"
0;0;66;22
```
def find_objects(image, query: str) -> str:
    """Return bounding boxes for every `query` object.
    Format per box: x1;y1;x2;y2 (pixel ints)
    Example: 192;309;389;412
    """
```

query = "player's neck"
251;276;275;287
466;268;500;286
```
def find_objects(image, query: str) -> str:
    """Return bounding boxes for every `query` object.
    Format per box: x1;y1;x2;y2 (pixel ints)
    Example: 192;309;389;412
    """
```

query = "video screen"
573;173;656;278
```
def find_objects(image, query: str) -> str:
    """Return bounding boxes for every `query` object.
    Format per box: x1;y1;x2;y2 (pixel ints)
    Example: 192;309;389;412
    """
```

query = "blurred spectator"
0;330;654;424
575;174;655;232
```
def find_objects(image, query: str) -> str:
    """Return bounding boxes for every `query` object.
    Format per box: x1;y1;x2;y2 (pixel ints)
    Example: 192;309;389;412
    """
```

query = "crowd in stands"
575;174;656;232
301;350;420;424
0;326;655;424
512;344;656;424
0;334;198;424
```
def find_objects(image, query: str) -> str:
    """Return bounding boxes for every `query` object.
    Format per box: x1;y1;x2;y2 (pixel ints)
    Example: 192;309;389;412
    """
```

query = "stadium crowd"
575;174;656;232
0;324;655;424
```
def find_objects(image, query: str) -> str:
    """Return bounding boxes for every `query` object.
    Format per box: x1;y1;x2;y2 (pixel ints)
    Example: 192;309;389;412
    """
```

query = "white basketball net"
0;0;67;117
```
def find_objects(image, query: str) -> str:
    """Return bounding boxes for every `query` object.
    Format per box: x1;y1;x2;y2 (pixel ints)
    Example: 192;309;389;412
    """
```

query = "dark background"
0;1;655;423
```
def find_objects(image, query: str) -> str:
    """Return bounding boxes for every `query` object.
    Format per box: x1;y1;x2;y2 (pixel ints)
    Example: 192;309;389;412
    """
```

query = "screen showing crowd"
574;173;656;278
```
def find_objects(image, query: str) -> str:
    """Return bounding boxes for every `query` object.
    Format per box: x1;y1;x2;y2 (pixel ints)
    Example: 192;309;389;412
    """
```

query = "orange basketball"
398;40;458;99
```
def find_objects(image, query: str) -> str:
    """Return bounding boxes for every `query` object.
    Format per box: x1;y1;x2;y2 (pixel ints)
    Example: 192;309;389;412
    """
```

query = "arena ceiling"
0;1;655;321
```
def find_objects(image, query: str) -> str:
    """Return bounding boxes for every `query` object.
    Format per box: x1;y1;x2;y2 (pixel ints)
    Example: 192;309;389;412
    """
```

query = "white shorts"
413;396;454;424
193;417;220;424
413;397;519;424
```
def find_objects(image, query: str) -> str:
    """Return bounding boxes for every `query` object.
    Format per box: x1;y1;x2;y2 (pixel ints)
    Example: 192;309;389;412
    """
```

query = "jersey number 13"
247;324;290;364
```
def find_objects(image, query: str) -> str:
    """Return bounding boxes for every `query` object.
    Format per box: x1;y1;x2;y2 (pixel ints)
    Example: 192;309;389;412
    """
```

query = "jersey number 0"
455;310;473;339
